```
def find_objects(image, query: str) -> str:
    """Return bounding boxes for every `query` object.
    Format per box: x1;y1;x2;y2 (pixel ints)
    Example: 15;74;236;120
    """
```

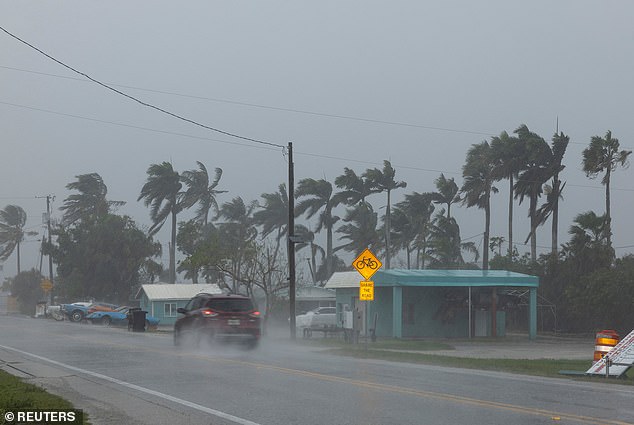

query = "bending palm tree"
513;125;552;262
582;131;631;248
536;132;569;256
491;131;524;256
60;173;125;225
138;162;182;284
335;167;377;206
431;174;460;219
253;183;290;262
461;141;497;270
181;162;227;225
295;178;340;279
364;160;407;269
0;205;37;273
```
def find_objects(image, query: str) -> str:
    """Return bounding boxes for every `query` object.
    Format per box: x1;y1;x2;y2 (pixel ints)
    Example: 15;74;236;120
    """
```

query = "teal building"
325;269;539;340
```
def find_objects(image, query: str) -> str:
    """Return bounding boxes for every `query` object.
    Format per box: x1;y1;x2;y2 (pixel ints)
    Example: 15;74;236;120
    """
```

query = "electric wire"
2;100;633;193
0;26;284;149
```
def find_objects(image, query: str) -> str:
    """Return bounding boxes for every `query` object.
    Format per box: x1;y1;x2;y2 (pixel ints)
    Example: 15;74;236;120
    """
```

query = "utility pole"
46;195;54;286
287;142;296;339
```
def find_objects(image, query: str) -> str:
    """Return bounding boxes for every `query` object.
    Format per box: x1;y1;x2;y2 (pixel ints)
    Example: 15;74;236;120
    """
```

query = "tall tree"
253;183;290;263
582;131;631;248
295;178;340;279
491;131;524;256
391;192;435;269
536;132;570;256
334;167;377;206
427;212;478;269
336;202;381;255
513;125;552;262
217;197;258;293
364;160;407;269
461;141;497;270
60;173;125;225
49;214;161;304
431;173;460;218
0;205;36;274
138;162;182;284
294;224;325;285
181;162;226;225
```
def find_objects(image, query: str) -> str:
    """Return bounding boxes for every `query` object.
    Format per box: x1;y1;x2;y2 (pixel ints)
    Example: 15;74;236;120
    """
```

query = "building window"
164;303;177;317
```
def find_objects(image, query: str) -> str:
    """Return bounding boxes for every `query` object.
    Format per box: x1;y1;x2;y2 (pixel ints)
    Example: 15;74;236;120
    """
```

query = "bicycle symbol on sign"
355;257;378;270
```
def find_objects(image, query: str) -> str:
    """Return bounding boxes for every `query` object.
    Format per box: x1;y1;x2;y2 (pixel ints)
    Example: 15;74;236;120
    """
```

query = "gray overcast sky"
1;1;633;281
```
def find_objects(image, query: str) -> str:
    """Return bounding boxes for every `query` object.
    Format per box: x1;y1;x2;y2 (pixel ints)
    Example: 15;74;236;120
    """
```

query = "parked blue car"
61;302;92;322
85;306;160;329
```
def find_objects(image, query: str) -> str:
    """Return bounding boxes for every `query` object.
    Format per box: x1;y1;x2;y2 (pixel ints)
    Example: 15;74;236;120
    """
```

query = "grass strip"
297;337;632;384
0;369;91;423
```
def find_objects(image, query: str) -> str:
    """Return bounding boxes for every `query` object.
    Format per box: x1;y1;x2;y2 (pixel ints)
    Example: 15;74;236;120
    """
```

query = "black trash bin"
128;308;147;332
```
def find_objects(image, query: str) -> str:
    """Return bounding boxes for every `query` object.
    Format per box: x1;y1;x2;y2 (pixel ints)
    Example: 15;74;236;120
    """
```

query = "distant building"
0;291;19;315
325;269;539;339
136;283;222;326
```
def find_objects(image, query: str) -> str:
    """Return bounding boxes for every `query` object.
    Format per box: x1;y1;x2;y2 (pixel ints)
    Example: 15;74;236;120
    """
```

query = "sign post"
352;248;382;343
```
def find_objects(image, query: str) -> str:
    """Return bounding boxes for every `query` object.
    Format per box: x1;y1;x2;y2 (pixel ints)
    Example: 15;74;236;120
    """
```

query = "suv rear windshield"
205;298;254;312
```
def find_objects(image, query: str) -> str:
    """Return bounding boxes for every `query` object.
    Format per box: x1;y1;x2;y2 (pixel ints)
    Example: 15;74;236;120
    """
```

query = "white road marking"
0;344;262;425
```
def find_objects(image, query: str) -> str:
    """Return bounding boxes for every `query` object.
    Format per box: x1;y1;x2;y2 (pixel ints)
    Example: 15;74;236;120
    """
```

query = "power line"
3;99;634;193
0;64;497;138
0;101;281;153
0;26;284;149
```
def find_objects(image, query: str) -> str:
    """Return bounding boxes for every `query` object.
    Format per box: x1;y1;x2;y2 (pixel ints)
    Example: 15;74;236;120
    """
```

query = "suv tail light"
202;309;218;317
248;311;261;318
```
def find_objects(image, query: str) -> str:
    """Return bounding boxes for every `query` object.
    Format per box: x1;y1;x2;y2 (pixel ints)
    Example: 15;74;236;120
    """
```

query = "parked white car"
296;307;337;329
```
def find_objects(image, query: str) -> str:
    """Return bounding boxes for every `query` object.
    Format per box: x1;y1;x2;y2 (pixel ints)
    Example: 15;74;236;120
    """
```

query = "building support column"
392;286;402;338
529;287;537;340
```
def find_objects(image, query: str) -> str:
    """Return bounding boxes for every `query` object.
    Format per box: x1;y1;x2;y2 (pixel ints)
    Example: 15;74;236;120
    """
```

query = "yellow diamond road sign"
353;248;382;280
360;281;374;301
40;279;53;292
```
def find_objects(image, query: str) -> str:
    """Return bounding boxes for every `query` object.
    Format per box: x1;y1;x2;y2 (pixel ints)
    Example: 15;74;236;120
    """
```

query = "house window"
403;303;415;325
164;303;177;317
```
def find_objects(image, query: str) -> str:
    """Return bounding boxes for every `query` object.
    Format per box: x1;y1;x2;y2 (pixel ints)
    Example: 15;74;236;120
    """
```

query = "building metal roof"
324;269;538;289
137;283;222;301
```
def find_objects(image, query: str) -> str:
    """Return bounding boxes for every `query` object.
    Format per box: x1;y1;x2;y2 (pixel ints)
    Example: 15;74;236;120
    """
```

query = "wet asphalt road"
1;315;633;425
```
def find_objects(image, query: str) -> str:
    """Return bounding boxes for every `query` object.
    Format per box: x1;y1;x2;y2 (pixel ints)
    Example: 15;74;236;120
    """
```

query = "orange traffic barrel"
594;330;620;362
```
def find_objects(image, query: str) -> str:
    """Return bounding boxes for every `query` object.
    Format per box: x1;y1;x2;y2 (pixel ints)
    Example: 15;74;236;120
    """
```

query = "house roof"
324;269;538;289
136;283;222;301
277;285;336;301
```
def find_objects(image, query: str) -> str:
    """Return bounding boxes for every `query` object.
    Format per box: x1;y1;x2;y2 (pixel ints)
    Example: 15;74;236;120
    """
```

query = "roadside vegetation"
0;126;632;334
0;369;91;423
299;338;633;385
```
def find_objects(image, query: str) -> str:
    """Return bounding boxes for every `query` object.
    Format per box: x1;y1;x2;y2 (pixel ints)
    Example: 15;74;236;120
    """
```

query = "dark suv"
174;293;261;349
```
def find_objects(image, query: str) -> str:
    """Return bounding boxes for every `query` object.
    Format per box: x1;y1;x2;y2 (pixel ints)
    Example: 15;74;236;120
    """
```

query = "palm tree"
334;167;377;206
180;162;227;225
0;205;37;273
138;162;182;284
295;178;341;279
582;131;632;247
427;212;478;269
253;183;290;262
513;125;552;262
461;141;497;270
391;192;435;269
60;173;125;225
536;132;570;256
364;160;407;269
218;197;258;293
294;224;325;285
336;202;381;255
431;173;461;219
490;131;524;256
565;211;613;274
